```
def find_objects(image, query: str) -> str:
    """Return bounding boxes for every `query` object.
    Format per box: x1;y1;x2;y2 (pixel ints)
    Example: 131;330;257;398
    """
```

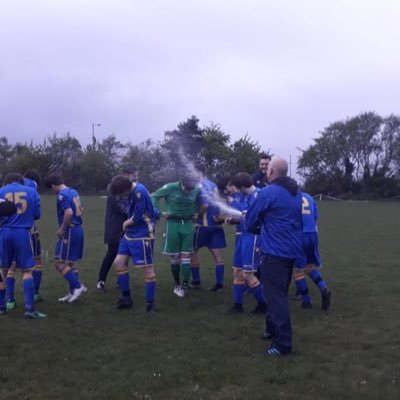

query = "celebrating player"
109;175;157;312
294;192;331;309
0;173;46;318
228;172;267;313
5;169;44;309
191;166;226;292
151;174;201;297
44;174;86;303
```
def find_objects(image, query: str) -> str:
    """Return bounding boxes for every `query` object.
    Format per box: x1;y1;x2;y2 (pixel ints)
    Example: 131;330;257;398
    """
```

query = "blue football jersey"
242;188;260;232
56;187;83;226
0;182;40;228
228;191;246;234
196;178;221;227
301;192;318;233
125;182;155;239
23;177;38;191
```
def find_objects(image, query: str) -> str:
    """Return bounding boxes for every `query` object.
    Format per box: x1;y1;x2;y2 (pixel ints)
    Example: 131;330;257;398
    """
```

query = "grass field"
1;197;399;400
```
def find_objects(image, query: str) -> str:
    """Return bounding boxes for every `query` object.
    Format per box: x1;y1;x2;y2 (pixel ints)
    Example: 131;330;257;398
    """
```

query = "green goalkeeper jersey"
151;181;200;218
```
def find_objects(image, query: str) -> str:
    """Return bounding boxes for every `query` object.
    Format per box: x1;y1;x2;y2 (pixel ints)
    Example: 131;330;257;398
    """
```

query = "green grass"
1;197;399;400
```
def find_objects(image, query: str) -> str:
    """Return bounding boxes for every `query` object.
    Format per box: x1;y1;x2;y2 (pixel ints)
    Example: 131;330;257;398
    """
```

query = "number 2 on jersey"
302;196;311;215
73;196;83;216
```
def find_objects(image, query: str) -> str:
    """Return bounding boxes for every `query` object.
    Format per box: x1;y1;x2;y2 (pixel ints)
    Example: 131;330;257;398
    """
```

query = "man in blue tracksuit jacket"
246;158;303;357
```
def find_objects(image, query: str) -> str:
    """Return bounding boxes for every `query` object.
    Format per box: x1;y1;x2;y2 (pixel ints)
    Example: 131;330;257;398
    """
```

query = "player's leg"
163;221;183;295
241;235;267;313
143;265;156;312
6;262;17;309
31;228;43;302
97;241;119;291
0;268;8;314
131;238;156;311
295;233;313;308
179;221;195;292
230;235;245;311
15;229;46;318
181;252;192;291
305;264;331;310
114;255;132;308
190;226;202;288
113;237;132;309
68;226;86;299
242;271;267;313
293;267;312;308
54;229;83;302
231;267;246;312
208;227;226;292
170;254;182;296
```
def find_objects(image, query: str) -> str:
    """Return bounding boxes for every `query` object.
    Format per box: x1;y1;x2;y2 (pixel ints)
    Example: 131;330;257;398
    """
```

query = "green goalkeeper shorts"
162;219;194;255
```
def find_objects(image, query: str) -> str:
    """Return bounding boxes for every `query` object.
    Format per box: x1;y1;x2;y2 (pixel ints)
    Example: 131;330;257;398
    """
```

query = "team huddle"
0;155;331;357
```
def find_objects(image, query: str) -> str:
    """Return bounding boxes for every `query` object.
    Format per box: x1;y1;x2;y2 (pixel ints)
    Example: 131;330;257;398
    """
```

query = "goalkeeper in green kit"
151;175;201;298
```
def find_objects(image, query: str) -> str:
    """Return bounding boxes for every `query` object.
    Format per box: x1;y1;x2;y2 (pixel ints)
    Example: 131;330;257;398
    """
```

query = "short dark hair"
24;169;41;185
3;172;24;185
181;174;199;191
108;175;132;195
231;172;253;189
122;165;138;174
259;153;272;161
43;174;64;188
217;176;232;191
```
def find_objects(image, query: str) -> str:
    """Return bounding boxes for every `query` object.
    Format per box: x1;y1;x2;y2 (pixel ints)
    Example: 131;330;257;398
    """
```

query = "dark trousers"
98;242;120;282
260;254;295;353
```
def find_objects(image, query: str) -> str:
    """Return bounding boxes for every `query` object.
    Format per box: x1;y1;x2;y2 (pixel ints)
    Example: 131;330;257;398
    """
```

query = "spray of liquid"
177;147;242;218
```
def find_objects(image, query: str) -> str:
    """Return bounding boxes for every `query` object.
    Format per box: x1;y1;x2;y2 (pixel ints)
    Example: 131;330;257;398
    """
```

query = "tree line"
0;116;268;193
298;112;400;198
2;112;399;197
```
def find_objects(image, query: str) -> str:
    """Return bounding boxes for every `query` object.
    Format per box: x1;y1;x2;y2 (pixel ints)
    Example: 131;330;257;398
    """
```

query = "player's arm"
57;195;73;238
0;199;17;216
57;208;73;238
111;194;128;217
245;190;271;234
151;184;172;215
122;190;147;231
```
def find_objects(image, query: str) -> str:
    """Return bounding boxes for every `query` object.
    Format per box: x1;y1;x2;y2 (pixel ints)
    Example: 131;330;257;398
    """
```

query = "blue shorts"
296;232;321;268
55;226;84;263
193;226;226;250
0;227;35;269
118;235;154;267
31;227;42;259
232;233;260;272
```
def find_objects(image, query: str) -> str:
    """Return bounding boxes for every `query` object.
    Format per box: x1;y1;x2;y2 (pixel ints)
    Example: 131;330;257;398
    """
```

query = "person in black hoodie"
251;153;271;189
96;166;138;292
246;158;303;357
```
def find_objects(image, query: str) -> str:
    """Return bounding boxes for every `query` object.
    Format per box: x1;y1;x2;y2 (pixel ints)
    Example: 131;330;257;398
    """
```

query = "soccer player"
108;175;157;312
251;153;271;189
96;165;138;292
228;172;267;313
44;174;86;303
5;169;44;309
0;172;46;318
151;175;201;297
294;192;331;310
191;166;226;292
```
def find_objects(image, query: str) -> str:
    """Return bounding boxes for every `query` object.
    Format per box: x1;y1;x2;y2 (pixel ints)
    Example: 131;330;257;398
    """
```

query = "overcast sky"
1;0;399;172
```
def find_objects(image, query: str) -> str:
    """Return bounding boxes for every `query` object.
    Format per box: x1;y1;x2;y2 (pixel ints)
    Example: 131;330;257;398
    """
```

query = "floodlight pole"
91;123;101;146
